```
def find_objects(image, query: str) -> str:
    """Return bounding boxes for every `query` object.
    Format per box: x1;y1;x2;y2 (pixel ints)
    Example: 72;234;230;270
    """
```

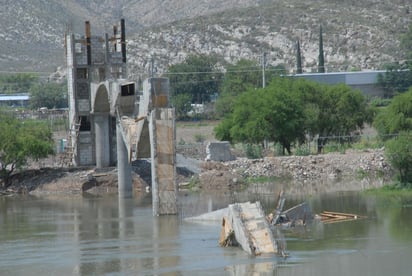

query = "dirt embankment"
1;146;393;196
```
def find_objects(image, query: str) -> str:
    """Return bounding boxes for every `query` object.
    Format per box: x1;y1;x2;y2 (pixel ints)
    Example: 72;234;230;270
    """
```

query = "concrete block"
205;141;235;162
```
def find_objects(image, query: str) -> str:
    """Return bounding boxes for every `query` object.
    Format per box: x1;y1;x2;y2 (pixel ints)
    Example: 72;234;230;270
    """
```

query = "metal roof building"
293;71;386;97
0;93;30;107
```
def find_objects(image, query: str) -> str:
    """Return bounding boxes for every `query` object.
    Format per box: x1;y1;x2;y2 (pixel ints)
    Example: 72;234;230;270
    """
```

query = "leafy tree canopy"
215;59;286;118
216;77;306;154
0;110;54;187
385;131;412;186
378;24;412;97
373;87;412;138
0;73;39;94
29;82;68;109
216;77;371;155
377;63;412;97
165;54;223;104
171;93;192;120
215;59;261;117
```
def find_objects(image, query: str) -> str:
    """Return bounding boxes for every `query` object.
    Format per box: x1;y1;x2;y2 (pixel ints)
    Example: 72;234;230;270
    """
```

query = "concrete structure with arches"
65;20;177;215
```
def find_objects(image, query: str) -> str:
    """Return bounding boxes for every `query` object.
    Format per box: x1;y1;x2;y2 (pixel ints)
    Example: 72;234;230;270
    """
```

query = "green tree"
216;77;371;154
216;77;305;154
373;87;412;138
0;73;39;94
295;79;371;145
296;40;303;74
171;93;192;120
215;59;261;118
0;110;54;187
318;25;325;73
377;63;412;97
385;131;412;186
226;87;271;144
265;78;306;154
165;54;222;105
215;59;284;118
377;24;412;97
29;82;68;109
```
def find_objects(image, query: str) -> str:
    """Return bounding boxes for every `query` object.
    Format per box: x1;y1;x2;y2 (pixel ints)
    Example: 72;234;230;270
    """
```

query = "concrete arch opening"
94;84;111;168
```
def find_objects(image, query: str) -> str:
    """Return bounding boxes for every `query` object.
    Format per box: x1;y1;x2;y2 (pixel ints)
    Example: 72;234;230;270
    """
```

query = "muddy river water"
1;185;412;275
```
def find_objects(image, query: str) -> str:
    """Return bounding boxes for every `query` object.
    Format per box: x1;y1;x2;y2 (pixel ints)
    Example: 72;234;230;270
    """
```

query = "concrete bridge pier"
149;108;177;216
116;121;133;198
94;114;111;168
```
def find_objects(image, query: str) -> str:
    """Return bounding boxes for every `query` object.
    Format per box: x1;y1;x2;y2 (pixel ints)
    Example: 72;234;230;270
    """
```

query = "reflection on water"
1;188;412;275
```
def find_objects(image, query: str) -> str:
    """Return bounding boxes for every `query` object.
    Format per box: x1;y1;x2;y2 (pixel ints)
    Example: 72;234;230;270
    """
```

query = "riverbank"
1;147;393;196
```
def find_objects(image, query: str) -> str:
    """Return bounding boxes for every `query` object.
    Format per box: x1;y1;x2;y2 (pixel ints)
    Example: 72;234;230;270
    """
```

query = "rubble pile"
198;149;394;192
224;149;392;182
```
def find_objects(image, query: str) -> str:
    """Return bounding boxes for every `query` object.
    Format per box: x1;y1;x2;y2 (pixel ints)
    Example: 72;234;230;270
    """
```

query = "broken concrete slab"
220;201;279;256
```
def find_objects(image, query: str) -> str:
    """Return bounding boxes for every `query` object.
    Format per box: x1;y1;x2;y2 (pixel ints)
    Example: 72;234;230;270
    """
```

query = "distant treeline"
0;73;39;94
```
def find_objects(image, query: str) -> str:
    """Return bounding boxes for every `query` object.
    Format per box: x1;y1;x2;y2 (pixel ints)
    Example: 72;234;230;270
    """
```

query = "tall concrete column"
94;114;110;168
150;108;177;216
117;122;133;198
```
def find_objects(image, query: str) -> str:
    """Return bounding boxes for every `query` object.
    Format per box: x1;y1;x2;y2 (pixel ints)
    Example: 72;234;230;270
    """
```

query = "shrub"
194;133;206;143
244;144;263;159
385;131;412;187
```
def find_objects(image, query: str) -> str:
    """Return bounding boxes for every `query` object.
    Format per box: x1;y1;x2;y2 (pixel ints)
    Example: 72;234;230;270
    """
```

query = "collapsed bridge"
65;19;176;215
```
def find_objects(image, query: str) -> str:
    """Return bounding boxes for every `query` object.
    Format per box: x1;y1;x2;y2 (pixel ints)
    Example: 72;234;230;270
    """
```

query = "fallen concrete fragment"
220;201;279;256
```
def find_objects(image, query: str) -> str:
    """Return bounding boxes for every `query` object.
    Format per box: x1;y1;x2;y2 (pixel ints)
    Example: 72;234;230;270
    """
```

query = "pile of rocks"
226;148;392;182
198;148;394;192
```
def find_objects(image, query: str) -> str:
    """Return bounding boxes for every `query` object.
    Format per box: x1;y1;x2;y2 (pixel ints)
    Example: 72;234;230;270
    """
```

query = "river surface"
1;185;412;276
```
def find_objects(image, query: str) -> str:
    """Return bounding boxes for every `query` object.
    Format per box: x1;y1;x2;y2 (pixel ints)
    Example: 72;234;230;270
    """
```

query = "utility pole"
262;52;267;88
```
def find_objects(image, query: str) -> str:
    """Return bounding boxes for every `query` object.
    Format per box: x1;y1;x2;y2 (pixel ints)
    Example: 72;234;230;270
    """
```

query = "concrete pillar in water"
117;122;133;198
94;114;110;168
150;108;177;215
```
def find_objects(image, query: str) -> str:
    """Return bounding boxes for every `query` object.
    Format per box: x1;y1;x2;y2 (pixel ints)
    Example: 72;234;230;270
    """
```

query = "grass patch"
323;141;349;154
178;122;210;128
182;176;201;191
176;120;219;128
294;144;312;156
365;183;412;196
194;133;206;143
356;168;369;180
351;137;383;150
245;176;282;183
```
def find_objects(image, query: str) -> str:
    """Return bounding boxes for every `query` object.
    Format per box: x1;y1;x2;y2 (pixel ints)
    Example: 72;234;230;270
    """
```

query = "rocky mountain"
1;0;411;80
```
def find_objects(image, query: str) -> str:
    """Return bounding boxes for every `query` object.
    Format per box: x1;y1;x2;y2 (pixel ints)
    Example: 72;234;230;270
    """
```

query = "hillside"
1;0;410;80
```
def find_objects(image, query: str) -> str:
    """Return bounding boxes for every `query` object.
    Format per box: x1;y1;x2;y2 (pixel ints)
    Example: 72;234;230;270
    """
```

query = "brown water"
1;187;412;275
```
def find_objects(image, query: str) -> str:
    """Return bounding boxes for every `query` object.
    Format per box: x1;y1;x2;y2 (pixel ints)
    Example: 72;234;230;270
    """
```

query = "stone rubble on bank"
198;148;393;192
224;149;391;181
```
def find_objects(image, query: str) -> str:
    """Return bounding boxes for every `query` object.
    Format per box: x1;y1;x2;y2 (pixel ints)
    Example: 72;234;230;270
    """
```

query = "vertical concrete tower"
65;20;128;166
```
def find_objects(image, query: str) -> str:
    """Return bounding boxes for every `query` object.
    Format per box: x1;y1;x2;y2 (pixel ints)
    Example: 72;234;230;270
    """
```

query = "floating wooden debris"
219;201;280;256
318;211;366;224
